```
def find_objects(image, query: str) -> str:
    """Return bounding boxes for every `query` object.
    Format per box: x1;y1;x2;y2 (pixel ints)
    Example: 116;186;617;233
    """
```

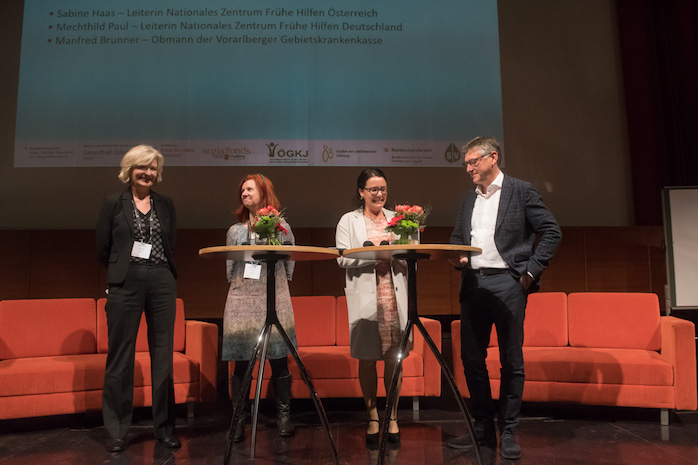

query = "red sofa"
230;296;442;408
451;292;697;424
0;298;218;420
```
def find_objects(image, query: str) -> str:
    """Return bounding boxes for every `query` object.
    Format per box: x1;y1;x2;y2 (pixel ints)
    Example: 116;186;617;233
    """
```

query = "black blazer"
96;190;177;284
450;174;561;294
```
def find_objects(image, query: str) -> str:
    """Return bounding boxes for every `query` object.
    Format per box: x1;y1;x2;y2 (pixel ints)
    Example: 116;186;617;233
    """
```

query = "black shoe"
387;418;400;445
157;435;181;449
233;413;247;443
447;433;496;449
230;375;251;443
500;430;522;459
105;438;126;452
231;400;249;443
273;373;296;437
277;415;295;437
366;419;380;445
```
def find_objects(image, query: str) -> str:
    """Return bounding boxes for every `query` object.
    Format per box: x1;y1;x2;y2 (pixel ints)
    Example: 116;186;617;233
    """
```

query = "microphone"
363;241;374;247
379;240;390;245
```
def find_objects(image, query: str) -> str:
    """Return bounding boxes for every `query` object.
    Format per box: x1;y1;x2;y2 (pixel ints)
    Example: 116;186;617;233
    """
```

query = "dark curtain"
617;0;698;225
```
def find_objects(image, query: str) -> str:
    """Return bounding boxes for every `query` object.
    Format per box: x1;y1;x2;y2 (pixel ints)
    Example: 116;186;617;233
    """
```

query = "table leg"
378;256;484;465
223;252;338;465
273;320;339;465
414;318;484;464
378;315;413;462
250;325;271;458
223;323;270;465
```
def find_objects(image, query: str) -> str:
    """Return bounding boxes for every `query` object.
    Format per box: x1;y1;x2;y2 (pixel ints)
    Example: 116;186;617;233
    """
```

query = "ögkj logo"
445;144;461;163
266;142;308;158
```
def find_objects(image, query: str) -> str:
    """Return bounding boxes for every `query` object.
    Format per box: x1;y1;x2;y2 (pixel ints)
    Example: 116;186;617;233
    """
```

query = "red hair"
235;174;282;223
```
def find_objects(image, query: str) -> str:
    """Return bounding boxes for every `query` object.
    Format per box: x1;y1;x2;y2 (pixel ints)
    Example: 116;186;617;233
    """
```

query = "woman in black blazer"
95;145;179;453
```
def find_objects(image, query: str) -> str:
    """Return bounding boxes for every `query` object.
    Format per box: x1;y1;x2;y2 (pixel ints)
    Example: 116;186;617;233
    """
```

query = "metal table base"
223;252;339;465
378;251;484;465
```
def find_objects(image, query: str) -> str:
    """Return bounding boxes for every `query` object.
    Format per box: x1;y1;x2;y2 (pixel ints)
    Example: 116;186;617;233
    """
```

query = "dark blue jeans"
459;271;527;434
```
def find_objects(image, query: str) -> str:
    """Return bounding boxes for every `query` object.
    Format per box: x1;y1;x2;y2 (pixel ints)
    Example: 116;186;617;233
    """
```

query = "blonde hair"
118;145;164;184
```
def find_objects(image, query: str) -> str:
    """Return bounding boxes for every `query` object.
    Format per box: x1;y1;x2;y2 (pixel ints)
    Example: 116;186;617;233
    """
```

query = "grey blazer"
450;174;561;294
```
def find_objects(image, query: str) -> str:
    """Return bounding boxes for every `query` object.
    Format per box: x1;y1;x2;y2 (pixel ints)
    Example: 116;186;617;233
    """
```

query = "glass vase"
252;231;281;245
391;230;420;245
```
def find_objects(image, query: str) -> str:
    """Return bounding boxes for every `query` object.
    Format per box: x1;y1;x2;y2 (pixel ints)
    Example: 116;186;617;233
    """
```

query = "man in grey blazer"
449;137;561;459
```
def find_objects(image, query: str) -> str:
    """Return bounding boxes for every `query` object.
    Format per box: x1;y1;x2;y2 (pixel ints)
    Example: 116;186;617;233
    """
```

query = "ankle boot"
272;373;295;436
230;375;250;443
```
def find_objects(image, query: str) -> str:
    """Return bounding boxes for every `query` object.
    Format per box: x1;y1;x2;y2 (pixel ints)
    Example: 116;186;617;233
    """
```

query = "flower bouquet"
251;206;288;245
385;204;429;245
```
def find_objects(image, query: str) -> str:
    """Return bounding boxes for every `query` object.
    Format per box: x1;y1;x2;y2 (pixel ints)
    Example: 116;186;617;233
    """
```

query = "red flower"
385;204;429;237
257;205;279;217
388;215;404;227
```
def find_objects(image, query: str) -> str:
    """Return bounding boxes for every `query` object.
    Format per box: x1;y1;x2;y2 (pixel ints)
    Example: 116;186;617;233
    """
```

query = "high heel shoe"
366;419;380;445
387;418;401;445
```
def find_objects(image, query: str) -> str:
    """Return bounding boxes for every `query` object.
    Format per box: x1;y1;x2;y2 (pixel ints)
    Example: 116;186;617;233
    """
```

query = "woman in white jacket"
335;168;409;446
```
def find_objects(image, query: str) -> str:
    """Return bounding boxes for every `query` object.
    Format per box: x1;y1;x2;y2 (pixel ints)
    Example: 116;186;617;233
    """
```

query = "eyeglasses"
362;187;388;195
463;153;492;167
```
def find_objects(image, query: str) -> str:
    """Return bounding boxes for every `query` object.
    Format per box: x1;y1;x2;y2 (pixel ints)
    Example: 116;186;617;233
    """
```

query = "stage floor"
1;393;698;465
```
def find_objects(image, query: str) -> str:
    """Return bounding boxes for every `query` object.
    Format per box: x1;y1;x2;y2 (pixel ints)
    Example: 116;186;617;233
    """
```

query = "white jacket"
335;209;409;332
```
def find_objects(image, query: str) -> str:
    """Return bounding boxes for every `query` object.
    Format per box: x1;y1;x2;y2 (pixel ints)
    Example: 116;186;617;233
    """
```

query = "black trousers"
102;263;177;440
459;271;527;434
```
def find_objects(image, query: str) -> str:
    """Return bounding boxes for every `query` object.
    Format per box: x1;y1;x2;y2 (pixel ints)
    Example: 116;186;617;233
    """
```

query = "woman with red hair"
222;174;297;442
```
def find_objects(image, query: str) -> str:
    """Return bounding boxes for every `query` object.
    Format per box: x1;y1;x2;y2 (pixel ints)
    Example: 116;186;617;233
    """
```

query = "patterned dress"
364;215;402;358
221;222;297;361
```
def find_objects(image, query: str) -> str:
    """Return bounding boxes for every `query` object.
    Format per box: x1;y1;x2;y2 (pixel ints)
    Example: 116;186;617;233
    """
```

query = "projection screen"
15;0;503;168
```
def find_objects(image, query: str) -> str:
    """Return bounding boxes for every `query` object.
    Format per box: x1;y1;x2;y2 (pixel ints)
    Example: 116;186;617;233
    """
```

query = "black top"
131;208;167;264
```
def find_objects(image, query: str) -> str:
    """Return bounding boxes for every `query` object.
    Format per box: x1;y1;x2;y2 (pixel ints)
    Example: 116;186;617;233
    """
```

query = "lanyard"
132;197;154;244
247;219;259;243
245;219;261;265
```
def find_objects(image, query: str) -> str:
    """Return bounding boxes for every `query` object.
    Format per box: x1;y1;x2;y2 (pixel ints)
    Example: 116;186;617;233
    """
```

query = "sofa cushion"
0;299;96;359
568;293;661;350
489;292;568;347
294;346;357;379
292;296;336;346
0;352;199;397
485;346;674;386
96;298;186;354
0;354;106;396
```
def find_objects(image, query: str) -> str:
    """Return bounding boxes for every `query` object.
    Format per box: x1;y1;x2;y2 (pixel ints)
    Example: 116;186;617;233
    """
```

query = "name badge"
131;241;152;259
244;262;262;280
